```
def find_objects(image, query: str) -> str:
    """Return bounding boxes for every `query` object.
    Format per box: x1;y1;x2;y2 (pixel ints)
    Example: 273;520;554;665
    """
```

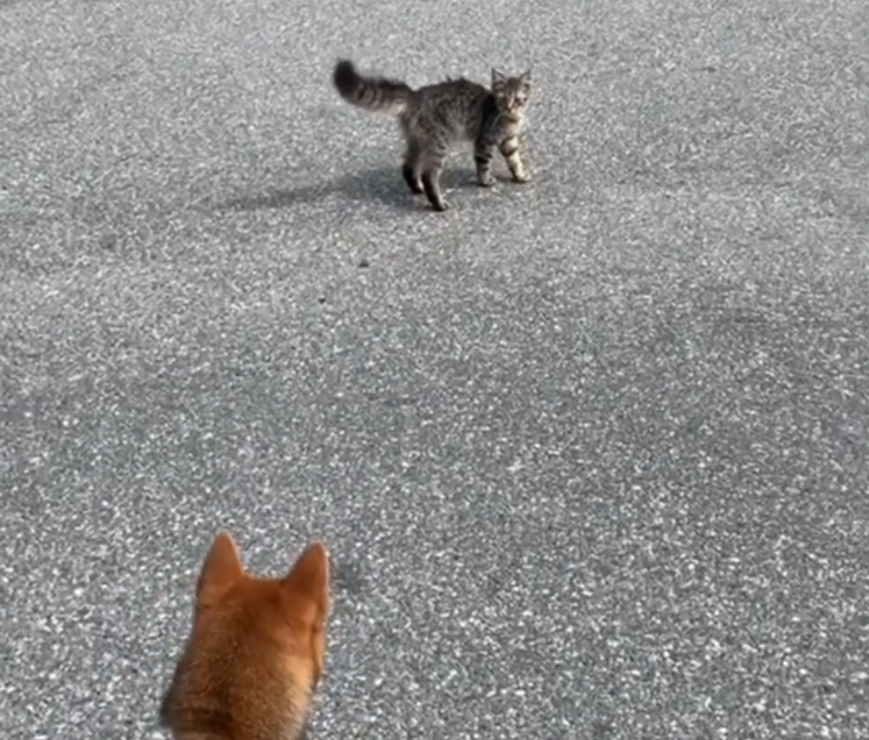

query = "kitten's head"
491;68;531;121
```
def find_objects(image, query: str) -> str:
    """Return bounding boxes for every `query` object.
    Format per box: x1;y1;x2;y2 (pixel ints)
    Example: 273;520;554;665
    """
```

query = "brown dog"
160;531;330;740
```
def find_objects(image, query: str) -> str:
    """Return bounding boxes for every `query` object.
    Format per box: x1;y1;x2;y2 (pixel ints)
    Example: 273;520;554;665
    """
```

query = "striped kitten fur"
332;59;532;211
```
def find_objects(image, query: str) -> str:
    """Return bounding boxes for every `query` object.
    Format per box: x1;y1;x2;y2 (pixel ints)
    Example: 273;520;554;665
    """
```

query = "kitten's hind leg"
402;163;423;195
474;137;496;187
420;160;448;211
421;168;448;211
402;142;424;195
499;136;530;183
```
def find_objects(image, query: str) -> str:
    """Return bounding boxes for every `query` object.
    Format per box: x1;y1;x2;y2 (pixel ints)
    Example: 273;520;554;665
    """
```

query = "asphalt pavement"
2;0;869;738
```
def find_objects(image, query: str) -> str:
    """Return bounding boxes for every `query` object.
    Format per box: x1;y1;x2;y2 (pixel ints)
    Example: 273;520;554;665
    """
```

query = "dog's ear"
282;541;330;625
197;531;244;607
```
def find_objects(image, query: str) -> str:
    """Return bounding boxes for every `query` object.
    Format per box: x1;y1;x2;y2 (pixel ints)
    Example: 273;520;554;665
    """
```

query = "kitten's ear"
197;531;244;606
283;541;330;624
491;68;507;87
520;69;532;87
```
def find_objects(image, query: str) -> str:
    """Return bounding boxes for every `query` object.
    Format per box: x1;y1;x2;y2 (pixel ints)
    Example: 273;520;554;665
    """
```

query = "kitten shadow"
218;165;410;213
216;165;480;214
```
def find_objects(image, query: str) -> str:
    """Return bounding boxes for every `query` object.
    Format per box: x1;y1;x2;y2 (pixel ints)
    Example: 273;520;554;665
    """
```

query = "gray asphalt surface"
2;0;869;738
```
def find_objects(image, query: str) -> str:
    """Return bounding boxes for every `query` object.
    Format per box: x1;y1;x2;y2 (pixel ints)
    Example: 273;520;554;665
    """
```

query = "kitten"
332;59;532;211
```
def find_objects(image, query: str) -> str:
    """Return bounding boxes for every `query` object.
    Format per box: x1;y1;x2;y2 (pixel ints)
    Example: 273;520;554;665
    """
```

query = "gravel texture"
2;0;869;738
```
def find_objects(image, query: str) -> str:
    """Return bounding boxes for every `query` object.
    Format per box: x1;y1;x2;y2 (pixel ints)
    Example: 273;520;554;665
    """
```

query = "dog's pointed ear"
283;541;330;624
197;531;244;606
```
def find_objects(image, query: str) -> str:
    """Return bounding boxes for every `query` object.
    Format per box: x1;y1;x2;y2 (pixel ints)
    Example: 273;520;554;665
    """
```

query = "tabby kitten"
332;59;532;212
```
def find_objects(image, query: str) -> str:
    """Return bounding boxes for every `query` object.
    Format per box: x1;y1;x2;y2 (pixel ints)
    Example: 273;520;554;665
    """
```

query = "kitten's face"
491;69;531;122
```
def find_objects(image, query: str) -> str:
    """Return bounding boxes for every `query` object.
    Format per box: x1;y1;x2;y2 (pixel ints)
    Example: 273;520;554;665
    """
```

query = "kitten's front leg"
499;136;530;183
474;137;496;187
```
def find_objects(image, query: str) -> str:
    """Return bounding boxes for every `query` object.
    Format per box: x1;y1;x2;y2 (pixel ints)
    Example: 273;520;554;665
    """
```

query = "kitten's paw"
430;200;450;212
477;175;496;188
512;171;531;184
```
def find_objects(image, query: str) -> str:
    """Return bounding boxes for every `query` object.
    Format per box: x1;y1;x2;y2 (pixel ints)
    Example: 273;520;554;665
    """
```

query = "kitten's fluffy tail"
332;59;413;117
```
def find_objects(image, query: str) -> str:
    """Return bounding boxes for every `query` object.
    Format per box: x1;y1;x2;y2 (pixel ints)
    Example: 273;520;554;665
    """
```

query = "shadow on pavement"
217;165;416;212
215;165;483;214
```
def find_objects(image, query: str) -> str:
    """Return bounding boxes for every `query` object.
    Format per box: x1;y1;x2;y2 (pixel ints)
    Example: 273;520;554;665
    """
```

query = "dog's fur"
159;532;330;740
